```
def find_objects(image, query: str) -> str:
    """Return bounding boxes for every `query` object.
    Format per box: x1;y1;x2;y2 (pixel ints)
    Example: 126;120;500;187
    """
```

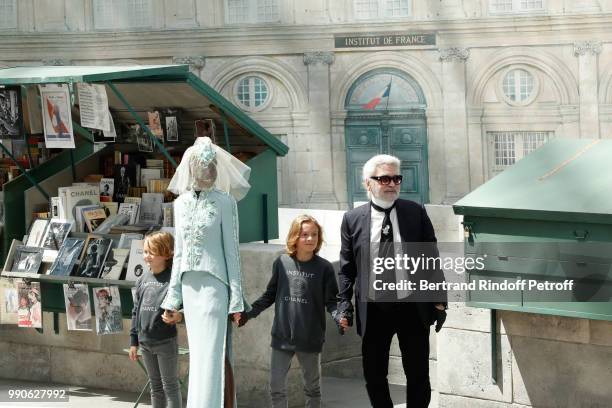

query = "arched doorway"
344;68;429;206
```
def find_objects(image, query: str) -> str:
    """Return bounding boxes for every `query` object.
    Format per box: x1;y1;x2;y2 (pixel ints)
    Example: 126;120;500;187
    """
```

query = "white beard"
371;195;396;209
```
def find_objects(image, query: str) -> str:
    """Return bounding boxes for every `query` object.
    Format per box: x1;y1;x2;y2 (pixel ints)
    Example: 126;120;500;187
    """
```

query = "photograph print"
162;108;180;142
93;286;123;335
136;124;154;152
75;236;112;279
17;281;42;328
63;283;92;331
48;238;85;276
41;220;73;251
113;164;135;203
0;86;23;139
11;246;44;275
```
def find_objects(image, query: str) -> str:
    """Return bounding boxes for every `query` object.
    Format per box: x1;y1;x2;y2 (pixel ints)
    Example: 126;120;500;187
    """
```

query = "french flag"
363;82;391;110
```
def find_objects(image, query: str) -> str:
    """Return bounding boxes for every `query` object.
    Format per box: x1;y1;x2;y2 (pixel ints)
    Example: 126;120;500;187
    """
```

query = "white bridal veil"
167;137;251;201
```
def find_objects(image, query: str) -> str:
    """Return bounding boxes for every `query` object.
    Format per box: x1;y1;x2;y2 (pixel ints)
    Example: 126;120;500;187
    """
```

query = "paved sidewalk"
0;377;430;407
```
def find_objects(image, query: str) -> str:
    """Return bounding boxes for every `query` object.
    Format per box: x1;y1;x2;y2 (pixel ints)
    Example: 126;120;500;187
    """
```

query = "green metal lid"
0;65;288;156
0;64;189;84
453;139;612;224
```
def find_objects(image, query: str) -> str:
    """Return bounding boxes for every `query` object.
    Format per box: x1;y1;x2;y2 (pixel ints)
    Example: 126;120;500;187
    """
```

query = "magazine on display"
125;240;146;281
83;208;107;233
140;168;162;190
118;202;139;225
99;178;114;202
40;220;73;262
48;238;85;276
113;164;136;203
0;86;24;139
117;233;143;250
41;220;72;251
58;185;100;228
100;248;129;280
75;204;101;233
139;193;163;225
39;84;75;149
93;286;123;335
1;279;18;324
11;246;43;275
75;236;112;279
25;219;49;247
17;281;42;329
136;125;154;152
63;283;92;331
101;201;118;217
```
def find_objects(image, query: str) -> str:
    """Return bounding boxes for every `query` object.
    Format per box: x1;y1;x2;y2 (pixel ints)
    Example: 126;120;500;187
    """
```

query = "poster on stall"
0;86;23;139
39;84;75;149
77;83;110;132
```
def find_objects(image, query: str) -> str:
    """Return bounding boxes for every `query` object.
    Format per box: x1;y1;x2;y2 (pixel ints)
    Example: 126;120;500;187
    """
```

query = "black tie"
371;201;397;302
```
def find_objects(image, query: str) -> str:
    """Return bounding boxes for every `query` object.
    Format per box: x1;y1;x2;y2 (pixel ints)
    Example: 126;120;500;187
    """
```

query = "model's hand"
129;346;139;361
162;310;182;325
230;312;241;326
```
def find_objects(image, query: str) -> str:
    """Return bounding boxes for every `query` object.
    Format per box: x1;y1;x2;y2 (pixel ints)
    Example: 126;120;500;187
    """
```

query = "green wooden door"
345;69;429;207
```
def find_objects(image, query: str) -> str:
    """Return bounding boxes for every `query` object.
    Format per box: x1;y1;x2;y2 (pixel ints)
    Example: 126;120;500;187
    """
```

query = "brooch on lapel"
382;225;391;236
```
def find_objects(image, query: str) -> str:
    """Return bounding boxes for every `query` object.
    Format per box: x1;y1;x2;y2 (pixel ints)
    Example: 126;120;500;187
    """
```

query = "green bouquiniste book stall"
0;65;288;327
453;138;612;381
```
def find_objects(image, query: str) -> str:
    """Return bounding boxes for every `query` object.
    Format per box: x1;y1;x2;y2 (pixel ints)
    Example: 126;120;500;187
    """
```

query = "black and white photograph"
75;236;112;279
93;286;123;335
99;248;129;280
48;238;85;276
0;86;23;139
63;283;92;331
41;220;73;251
91;128;114;144
11;246;43;274
165;115;178;141
113;164;135;203
135;124;154;152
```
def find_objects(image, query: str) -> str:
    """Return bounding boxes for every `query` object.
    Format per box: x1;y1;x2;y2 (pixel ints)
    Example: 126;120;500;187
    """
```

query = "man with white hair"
337;154;447;408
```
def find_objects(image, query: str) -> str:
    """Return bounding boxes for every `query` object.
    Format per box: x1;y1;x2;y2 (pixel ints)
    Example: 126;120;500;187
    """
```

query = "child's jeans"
270;348;321;408
140;337;182;408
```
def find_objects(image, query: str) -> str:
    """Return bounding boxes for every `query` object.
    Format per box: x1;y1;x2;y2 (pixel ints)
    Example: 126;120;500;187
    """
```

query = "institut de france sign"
334;32;436;48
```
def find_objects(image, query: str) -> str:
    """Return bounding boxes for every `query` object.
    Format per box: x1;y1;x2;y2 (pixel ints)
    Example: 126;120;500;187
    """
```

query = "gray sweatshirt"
247;254;339;353
130;268;177;347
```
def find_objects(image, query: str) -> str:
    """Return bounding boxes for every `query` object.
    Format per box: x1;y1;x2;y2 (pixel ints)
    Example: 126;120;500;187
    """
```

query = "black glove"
434;308;446;333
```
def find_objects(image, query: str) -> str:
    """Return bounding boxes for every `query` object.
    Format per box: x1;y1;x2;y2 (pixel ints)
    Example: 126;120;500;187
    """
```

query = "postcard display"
0;81;214;337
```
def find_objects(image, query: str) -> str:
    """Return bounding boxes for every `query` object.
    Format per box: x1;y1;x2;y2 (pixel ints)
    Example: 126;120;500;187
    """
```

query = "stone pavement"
0;377;431;407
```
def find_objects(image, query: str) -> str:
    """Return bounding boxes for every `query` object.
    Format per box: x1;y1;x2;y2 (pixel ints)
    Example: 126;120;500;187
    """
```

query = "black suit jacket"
338;199;446;337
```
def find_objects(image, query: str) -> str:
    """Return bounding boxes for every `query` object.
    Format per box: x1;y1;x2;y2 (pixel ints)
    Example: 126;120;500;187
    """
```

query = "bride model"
161;136;251;407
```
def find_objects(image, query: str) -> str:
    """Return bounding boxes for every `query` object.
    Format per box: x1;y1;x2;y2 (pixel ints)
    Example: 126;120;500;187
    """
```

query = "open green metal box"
0;65;288;318
453;138;612;322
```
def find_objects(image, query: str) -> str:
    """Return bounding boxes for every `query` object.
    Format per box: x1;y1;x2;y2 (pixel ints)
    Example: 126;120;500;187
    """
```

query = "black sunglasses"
370;175;403;185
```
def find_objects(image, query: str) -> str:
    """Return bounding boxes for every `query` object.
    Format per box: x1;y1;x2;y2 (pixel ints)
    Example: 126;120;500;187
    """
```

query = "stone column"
574;41;602;139
302;51;339;209
439;47;470;203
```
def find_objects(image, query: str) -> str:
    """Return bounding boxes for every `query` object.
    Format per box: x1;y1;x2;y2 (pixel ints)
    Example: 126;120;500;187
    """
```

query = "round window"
502;68;535;104
236;76;269;110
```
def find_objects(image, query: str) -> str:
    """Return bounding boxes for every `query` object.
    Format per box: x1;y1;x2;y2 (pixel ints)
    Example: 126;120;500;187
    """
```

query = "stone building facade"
1;1;612;209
